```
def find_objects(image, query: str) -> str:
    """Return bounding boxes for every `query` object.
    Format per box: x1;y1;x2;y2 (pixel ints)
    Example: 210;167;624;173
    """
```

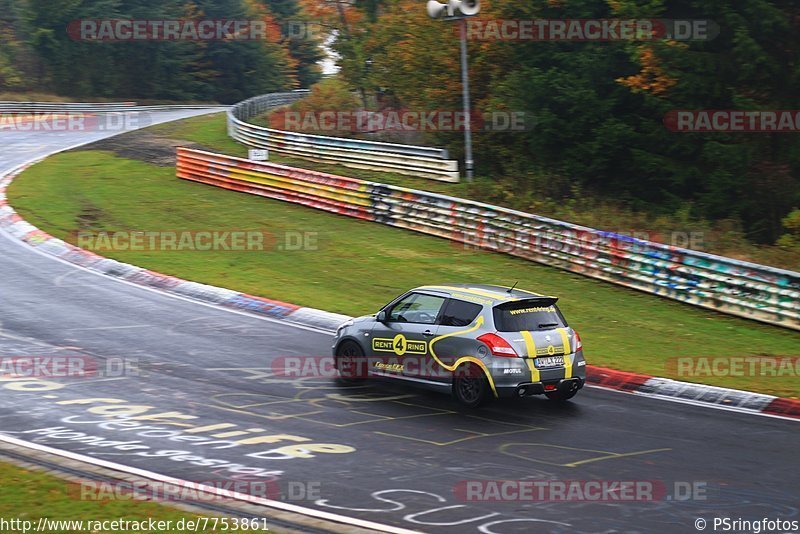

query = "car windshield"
493;299;566;332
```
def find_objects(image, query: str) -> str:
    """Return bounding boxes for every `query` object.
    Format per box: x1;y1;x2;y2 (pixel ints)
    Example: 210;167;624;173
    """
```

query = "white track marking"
0;433;421;534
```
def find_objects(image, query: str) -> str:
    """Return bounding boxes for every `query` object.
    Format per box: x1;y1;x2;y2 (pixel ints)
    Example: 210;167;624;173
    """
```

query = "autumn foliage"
325;0;800;244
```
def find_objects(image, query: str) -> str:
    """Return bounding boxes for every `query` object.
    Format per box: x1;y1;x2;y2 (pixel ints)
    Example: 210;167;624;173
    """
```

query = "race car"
332;284;585;407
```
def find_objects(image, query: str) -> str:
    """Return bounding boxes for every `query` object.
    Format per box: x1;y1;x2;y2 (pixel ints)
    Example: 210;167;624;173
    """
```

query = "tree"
331;0;800;244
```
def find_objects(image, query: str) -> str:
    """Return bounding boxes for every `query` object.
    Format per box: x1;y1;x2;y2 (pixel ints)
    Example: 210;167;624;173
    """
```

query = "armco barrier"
228;91;461;182
177;147;800;331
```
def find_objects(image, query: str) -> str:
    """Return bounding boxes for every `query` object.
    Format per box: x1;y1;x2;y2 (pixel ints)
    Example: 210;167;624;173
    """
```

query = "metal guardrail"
0;102;227;112
176;146;800;331
227;91;461;182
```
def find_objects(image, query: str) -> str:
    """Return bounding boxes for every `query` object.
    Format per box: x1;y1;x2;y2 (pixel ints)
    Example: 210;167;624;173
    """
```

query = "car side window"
387;293;446;324
440;299;483;327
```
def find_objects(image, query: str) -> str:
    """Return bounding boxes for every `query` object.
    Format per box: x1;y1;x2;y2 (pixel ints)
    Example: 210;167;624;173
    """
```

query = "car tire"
452;364;491;408
335;340;366;384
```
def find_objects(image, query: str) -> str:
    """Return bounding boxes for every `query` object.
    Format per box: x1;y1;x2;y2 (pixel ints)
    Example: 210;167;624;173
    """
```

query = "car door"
422;298;485;383
369;291;447;378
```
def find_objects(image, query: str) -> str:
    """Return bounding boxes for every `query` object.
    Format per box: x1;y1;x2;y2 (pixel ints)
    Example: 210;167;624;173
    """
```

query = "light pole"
426;0;480;182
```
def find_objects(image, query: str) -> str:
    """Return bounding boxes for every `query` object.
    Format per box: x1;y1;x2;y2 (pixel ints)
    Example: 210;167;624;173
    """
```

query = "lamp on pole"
426;0;480;182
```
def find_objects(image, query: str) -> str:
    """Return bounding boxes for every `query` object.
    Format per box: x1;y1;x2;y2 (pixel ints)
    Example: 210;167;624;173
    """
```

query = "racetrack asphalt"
0;110;798;533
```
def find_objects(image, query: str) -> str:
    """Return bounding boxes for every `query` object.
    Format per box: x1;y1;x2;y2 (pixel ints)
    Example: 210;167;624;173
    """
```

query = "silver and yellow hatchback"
332;284;586;407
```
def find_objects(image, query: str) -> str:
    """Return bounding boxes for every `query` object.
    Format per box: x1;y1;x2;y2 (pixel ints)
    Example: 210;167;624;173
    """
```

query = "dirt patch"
76;204;103;227
72;129;204;166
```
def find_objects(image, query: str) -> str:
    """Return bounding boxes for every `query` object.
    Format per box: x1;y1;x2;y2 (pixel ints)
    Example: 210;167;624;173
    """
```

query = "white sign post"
248;149;269;161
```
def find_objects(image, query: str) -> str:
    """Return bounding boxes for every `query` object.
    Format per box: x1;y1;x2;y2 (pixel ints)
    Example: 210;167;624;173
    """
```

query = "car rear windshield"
493;299;566;332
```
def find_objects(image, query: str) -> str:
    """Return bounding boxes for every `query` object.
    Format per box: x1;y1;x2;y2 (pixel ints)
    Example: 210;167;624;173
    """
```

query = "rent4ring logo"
372;334;427;356
0;356;139;379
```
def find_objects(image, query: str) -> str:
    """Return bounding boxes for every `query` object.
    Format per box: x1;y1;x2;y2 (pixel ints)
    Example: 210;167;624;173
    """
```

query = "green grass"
0;461;237;533
8;146;800;398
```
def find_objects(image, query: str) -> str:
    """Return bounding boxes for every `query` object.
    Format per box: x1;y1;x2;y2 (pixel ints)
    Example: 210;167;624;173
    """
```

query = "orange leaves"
617;46;676;95
298;0;363;34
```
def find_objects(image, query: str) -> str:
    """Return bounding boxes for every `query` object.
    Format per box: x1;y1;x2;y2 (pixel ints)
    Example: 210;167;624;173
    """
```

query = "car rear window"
440;299;483;327
493;300;566;332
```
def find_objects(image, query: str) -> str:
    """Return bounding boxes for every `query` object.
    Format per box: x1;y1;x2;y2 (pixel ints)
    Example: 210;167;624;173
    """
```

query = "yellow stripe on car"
427;316;498;397
558;327;573;378
452;357;498;398
521;331;541;382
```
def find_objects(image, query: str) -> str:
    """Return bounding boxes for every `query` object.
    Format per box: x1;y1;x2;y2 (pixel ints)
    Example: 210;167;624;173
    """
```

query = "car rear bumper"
496;377;585;398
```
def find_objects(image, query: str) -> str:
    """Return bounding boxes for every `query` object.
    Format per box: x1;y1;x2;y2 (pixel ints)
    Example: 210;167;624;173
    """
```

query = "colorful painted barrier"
176;147;800;331
228;91;461;182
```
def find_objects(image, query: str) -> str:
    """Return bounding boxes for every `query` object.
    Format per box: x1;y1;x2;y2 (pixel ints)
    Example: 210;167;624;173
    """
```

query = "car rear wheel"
452;364;491;408
335;341;365;384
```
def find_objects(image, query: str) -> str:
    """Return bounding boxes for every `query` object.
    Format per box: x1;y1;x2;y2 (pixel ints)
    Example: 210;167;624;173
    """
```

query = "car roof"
414;284;557;305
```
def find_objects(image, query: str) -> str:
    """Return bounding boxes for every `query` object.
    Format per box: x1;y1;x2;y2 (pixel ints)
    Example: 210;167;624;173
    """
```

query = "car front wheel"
335;341;366;384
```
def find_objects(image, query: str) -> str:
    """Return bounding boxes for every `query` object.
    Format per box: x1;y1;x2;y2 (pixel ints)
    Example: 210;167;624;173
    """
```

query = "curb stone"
585;366;799;417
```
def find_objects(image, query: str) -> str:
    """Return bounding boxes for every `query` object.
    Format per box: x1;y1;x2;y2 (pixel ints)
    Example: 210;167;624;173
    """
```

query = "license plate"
534;356;564;369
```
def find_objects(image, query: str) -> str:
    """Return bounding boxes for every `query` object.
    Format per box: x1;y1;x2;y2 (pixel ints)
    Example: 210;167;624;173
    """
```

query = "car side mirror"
376;310;387;323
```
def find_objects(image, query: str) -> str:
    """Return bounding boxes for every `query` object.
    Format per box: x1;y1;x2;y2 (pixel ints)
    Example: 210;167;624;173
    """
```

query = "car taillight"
574;330;583;352
477;333;518;357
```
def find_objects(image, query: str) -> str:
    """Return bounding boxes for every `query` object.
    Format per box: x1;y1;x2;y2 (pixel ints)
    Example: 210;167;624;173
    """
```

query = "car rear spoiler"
494;296;559;310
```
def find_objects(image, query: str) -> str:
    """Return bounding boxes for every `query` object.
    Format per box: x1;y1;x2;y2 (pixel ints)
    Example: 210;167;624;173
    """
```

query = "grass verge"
7;135;800;397
0;460;229;533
